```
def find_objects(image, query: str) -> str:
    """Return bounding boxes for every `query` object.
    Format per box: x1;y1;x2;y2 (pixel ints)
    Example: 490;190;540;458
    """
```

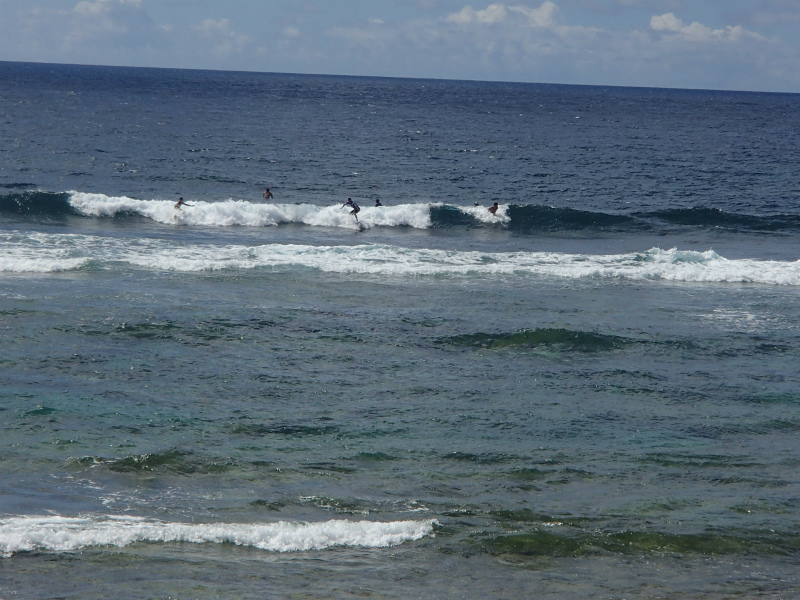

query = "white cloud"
0;0;796;92
446;2;559;27
315;2;785;91
447;3;509;25
283;26;301;39
650;12;762;43
193;18;250;57
508;2;560;28
74;0;142;18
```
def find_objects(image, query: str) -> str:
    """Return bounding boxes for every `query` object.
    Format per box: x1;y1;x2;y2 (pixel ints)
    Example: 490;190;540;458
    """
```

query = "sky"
1;0;799;92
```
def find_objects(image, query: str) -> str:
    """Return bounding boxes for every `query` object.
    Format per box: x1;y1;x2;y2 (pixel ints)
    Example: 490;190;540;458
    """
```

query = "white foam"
3;232;799;285
457;203;510;224
0;515;436;556
68;192;433;230
0;231;92;273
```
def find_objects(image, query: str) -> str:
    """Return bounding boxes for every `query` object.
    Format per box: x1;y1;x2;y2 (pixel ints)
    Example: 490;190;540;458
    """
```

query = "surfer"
342;198;360;222
263;188;273;200
174;197;193;209
375;199;382;207
488;202;499;215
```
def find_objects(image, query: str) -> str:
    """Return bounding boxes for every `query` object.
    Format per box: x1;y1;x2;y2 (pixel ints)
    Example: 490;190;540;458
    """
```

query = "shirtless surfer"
342;198;360;222
263;188;273;200
488;202;499;215
174;197;193;209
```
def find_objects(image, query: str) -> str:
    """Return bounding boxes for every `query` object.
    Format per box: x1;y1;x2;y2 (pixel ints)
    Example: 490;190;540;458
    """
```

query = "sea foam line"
2;232;800;285
68;192;441;229
0;515;436;556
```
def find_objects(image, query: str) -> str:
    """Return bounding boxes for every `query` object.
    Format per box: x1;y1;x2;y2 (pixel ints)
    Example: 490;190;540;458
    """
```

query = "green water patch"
299;496;372;515
481;529;800;558
633;499;700;514
745;392;800;405
506;467;557;481
354;452;399;462
23;405;57;417
753;342;795;355
74;449;238;474
115;322;181;339
231;423;337;437
438;328;628;352
109;425;144;435
400;316;446;328
250;499;285;511
730;501;793;515
443;451;519;464
111;319;267;343
637;453;761;469
490;509;592;527
689;419;800;439
0;308;35;316
483;531;587;557
303;461;358;474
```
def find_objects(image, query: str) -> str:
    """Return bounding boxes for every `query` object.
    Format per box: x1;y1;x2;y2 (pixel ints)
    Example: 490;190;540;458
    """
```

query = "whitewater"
2;62;800;600
3;229;799;285
0;515;436;556
67;191;509;229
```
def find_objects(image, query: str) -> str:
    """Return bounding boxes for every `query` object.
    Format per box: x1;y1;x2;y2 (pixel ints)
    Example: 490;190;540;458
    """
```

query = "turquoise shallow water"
1;62;800;598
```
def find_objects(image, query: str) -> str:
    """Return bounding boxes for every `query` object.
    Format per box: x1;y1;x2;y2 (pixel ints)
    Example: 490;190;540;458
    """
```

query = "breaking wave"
4;191;799;233
2;231;799;285
0;514;436;556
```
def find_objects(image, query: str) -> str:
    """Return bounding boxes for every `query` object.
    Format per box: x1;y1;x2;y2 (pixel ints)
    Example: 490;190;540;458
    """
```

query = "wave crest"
68;192;433;229
0;515;436;556
3;233;800;285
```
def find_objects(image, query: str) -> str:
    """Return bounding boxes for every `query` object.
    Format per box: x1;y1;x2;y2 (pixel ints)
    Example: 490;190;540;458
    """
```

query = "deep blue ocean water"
1;61;800;598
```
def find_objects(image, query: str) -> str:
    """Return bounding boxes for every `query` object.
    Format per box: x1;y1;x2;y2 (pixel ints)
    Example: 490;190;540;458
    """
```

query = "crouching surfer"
342;197;360;222
173;197;193;222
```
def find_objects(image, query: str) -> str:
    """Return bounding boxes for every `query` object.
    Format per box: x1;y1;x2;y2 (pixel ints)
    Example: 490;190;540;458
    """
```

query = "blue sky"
1;0;799;92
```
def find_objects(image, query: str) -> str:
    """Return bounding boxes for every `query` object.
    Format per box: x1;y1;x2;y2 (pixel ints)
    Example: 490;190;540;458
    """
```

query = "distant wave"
3;191;800;233
0;514;436;556
0;191;76;216
440;328;628;351
638;207;800;231
3;232;799;285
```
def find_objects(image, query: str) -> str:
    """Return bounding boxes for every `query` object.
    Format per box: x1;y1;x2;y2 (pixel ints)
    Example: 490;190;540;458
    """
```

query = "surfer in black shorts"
342;198;360;222
174;197;193;209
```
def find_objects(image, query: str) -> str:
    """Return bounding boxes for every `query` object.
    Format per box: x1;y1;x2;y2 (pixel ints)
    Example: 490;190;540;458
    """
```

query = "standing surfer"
174;197;193;209
342;198;360;222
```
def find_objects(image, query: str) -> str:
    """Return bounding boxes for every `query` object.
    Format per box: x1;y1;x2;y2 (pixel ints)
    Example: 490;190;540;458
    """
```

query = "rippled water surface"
1;62;800;598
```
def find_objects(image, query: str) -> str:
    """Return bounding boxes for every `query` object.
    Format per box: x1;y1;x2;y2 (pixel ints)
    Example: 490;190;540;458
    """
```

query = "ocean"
1;61;799;598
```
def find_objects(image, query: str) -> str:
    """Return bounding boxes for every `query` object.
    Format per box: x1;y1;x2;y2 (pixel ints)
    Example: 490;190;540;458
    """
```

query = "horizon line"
2;59;797;97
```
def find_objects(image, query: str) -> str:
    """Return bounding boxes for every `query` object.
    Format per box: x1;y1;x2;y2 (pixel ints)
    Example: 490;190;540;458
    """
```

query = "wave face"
642;207;800;231
0;191;75;216
0;515;436;556
3;192;799;234
68;192;434;229
3;231;799;285
505;205;637;232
